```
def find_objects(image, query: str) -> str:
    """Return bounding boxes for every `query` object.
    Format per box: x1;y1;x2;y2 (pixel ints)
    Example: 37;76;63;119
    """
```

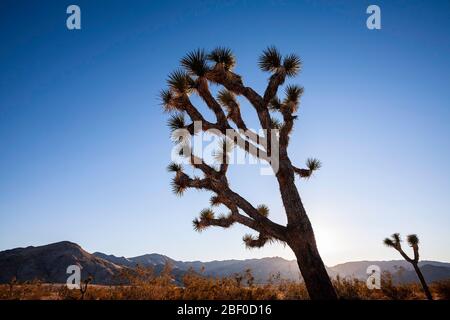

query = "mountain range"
1;241;449;285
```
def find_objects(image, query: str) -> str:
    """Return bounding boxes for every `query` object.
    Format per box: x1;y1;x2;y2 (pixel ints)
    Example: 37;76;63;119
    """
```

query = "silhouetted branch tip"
284;84;304;107
293;158;322;179
170;177;186;197
167;69;194;95
306;158;322;172
167;162;182;173
283;54;302;77
217;89;238;109
209;195;222;207
200;208;215;220
383;238;395;247
167;113;186;132
159;89;175;111
243;233;271;249
407;234;419;246
207;47;236;71
181;49;210;77
256;204;270;217
259;46;282;73
392;233;401;244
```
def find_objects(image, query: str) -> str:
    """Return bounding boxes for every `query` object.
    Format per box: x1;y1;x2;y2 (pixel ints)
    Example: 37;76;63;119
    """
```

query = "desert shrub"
333;276;367;300
57;285;80;300
178;269;297;300
431;280;450;300
0;267;446;300
381;271;424;300
111;264;178;300
180;271;252;299
0;278;58;300
274;280;309;300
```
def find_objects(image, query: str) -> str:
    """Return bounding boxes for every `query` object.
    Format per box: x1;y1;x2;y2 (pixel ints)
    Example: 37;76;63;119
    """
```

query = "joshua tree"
161;47;337;299
384;233;433;300
79;276;92;300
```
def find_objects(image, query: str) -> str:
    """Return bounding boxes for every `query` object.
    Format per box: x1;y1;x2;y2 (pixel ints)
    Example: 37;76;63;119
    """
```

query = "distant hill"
0;241;124;284
1;241;449;285
393;264;450;284
181;257;302;282
329;260;450;284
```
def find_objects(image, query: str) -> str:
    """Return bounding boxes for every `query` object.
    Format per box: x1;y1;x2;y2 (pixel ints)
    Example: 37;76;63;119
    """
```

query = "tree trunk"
276;158;338;300
288;228;337;300
412;263;433;300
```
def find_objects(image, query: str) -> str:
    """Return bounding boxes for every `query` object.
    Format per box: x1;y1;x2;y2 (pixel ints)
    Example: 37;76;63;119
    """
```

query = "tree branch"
292;166;312;179
218;187;287;241
411;244;419;263
196;77;228;126
179;96;271;162
263;72;285;106
206;66;271;131
395;244;413;263
243;232;272;248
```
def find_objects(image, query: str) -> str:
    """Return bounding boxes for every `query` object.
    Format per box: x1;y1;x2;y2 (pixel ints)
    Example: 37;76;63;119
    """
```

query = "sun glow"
313;226;342;266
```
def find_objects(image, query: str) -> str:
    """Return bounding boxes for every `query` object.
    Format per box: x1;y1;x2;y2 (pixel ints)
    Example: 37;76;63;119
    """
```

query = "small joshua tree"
79;276;92;300
8;277;17;298
384;233;433;300
161;47;337;299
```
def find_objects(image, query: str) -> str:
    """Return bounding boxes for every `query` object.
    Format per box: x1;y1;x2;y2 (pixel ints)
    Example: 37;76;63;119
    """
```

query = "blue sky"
0;0;449;265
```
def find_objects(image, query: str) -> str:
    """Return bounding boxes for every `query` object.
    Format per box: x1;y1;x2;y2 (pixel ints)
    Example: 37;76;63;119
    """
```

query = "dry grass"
1;266;448;300
431;279;450;300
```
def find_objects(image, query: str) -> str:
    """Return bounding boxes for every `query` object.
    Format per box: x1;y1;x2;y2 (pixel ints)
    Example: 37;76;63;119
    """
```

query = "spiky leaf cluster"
193;209;235;232
217;89;237;110
181;49;210;77
383;238;395;247
209;195;222;207
167;113;185;132
243;233;271;249
306;158;322;172
269;86;303;115
407;234;419;246
392;233;401;244
284;85;304;106
259;46;282;73
167;69;194;95
256;204;270;217
208;47;236;70
171;175;187;197
283;54;302;76
159;89;175;111
384;233;401;248
192;208;215;232
259;47;302;77
167;162;182;173
200;208;215;220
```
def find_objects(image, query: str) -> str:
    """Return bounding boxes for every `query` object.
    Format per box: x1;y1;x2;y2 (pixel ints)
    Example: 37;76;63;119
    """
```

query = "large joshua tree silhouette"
384;233;433;300
161;47;337;300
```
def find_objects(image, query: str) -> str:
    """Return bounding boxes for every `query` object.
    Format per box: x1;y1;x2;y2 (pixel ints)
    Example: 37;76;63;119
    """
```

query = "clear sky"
1;0;449;266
